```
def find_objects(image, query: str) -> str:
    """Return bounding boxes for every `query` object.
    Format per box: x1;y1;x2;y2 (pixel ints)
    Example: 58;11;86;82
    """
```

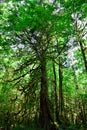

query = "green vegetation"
0;0;87;130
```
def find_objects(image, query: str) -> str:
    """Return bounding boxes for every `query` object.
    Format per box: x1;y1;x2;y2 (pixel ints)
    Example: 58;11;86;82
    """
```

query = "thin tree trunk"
75;19;87;72
72;66;79;89
59;56;64;122
79;41;87;71
52;60;59;122
56;40;64;124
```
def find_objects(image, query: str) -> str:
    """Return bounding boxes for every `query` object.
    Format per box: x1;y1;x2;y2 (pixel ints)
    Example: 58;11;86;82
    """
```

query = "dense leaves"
0;0;87;130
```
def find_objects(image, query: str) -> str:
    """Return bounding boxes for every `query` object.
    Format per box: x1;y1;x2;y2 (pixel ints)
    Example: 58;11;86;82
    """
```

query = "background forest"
0;0;87;130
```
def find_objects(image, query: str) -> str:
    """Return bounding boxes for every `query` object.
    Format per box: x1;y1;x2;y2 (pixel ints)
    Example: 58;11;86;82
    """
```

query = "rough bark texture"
39;51;50;130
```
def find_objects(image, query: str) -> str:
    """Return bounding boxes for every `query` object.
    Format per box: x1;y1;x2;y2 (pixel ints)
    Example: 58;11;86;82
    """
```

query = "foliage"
0;0;87;130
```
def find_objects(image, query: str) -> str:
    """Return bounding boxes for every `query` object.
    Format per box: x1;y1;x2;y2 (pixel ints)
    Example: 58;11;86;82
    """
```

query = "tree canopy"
0;0;87;130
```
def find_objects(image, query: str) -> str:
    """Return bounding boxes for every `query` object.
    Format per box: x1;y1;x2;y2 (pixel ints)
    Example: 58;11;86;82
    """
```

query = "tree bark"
79;41;87;72
75;19;87;72
59;56;64;122
52;60;59;122
39;51;50;130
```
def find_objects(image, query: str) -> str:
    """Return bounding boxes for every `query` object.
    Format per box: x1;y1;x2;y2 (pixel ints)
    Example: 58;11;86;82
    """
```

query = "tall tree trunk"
52;60;59;122
75;20;87;72
39;51;50;130
59;56;64;122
